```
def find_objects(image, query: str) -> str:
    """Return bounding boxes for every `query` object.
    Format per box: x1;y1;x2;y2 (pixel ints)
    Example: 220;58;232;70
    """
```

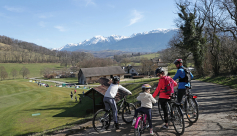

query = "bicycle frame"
134;114;147;129
116;95;129;113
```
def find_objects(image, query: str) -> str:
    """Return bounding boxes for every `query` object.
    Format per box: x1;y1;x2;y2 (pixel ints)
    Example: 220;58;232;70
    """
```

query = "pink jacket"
152;76;177;99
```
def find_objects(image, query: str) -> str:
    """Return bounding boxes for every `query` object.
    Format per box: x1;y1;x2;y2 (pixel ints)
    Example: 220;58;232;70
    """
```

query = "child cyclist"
132;84;157;135
103;76;132;129
152;67;177;129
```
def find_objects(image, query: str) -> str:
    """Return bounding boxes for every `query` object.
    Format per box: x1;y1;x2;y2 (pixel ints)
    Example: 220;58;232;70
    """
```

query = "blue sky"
0;0;178;49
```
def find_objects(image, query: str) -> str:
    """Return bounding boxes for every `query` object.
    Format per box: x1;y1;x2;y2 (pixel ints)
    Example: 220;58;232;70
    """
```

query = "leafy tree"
0;66;8;80
11;68;18;79
176;3;207;75
19;67;30;78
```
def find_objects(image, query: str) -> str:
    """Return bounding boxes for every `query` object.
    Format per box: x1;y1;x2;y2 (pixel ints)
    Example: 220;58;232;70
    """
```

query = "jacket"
152;76;177;99
104;84;132;98
173;66;194;89
137;92;157;109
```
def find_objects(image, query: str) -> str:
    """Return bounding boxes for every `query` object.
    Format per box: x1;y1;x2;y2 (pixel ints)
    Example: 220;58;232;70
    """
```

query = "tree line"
160;0;237;76
0;66;30;80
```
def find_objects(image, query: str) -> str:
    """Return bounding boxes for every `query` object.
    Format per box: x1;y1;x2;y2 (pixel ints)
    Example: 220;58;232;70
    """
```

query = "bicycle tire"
92;109;111;133
134;117;142;136
186;97;199;123
122;103;136;123
171;104;185;135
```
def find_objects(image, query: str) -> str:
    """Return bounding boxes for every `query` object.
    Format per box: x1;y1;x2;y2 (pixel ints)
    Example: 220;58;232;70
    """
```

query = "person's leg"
177;89;186;103
159;98;168;124
144;108;152;128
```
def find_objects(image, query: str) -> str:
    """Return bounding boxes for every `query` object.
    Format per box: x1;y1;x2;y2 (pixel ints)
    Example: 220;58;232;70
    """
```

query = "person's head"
173;59;183;68
112;76;120;84
142;84;152;93
155;67;165;77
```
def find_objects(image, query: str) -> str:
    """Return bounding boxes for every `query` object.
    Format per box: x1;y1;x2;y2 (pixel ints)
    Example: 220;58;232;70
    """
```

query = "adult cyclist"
172;59;194;103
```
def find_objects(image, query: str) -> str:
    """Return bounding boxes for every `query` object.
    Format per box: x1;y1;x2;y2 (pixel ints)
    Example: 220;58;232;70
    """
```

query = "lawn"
0;79;91;136
0;77;161;135
0;63;63;79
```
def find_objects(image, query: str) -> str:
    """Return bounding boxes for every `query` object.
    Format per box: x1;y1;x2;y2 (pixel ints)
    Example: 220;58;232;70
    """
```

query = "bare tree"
11;68;18;79
19;67;30;78
0;66;8;80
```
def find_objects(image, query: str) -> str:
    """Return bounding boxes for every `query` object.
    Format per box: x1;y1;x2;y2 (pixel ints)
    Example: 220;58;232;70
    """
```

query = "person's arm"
118;85;132;94
152;79;164;98
137;94;141;101
172;78;178;87
150;94;157;103
172;69;181;81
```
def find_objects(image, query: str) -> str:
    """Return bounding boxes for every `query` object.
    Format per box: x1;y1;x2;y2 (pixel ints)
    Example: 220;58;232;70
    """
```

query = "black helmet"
173;59;183;65
155;67;164;75
112;76;120;84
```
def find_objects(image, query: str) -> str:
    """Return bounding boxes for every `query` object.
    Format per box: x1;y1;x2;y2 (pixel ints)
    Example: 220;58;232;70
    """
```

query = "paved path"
52;80;237;136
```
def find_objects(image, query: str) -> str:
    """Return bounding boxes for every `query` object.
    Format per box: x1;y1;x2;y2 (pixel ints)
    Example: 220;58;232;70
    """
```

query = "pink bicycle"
134;113;149;136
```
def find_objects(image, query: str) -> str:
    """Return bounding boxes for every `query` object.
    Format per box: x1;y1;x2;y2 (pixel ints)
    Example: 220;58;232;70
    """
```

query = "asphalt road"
53;80;237;136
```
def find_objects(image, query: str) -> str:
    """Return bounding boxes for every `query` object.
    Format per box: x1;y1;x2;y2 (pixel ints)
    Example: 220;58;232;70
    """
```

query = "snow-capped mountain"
55;28;178;52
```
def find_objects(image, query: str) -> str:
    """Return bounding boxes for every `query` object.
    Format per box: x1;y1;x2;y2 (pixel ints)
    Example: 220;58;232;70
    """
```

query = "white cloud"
38;21;46;28
4;6;24;12
54;25;66;32
128;10;143;26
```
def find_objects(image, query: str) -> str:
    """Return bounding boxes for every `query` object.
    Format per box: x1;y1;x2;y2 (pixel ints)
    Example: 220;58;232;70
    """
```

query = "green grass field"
140;53;159;59
0;63;63;79
0;79;91;136
0;77;161;135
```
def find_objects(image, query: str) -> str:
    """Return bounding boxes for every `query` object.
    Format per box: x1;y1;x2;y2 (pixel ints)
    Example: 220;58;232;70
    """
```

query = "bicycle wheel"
186;97;199;123
122;103;136;123
134;117;142;136
92;109;111;133
171;104;185;135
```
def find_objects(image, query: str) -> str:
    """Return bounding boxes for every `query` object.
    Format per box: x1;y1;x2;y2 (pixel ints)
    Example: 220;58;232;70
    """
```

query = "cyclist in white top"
103;76;132;129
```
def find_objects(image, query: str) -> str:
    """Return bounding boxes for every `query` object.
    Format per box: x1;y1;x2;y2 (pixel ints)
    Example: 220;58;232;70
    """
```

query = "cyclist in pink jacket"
153;67;177;129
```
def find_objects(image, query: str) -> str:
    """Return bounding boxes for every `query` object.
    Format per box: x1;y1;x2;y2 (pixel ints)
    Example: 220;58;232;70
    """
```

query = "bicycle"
181;87;199;123
158;93;185;135
92;95;136;133
134;113;150;136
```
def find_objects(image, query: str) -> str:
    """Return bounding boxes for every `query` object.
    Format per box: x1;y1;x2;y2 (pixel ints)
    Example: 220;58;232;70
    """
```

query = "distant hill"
56;28;178;52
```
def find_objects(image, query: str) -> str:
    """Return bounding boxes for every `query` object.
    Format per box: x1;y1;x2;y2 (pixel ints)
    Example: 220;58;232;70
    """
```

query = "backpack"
162;76;174;95
179;67;191;83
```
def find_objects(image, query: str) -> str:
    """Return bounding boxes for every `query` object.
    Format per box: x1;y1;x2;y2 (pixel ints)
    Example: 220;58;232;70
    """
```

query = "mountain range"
55;28;178;53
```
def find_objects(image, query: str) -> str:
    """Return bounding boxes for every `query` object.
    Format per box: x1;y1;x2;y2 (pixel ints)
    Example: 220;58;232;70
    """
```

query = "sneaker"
162;125;168;129
193;114;197;119
132;118;136;126
105;121;109;130
150;129;154;135
114;123;119;129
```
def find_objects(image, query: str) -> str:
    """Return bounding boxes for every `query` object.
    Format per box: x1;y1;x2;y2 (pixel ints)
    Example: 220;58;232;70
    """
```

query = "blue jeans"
134;107;152;128
103;97;118;123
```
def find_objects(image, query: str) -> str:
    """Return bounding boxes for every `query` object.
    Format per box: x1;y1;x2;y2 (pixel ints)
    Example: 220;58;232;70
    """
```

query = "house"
123;66;142;76
78;66;126;85
84;78;129;113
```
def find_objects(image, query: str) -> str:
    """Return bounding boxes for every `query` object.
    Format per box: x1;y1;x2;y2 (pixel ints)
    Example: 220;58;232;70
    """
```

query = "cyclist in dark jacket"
173;59;194;103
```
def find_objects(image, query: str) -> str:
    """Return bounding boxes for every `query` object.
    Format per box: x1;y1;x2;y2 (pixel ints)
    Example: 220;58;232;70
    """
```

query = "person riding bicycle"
152;67;177;129
132;84;156;135
172;59;194;103
103;76;132;129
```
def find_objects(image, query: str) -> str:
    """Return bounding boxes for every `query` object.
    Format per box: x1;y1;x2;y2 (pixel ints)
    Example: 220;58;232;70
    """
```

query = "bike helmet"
173;59;183;65
155;67;164;75
142;84;152;92
112;76;120;84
